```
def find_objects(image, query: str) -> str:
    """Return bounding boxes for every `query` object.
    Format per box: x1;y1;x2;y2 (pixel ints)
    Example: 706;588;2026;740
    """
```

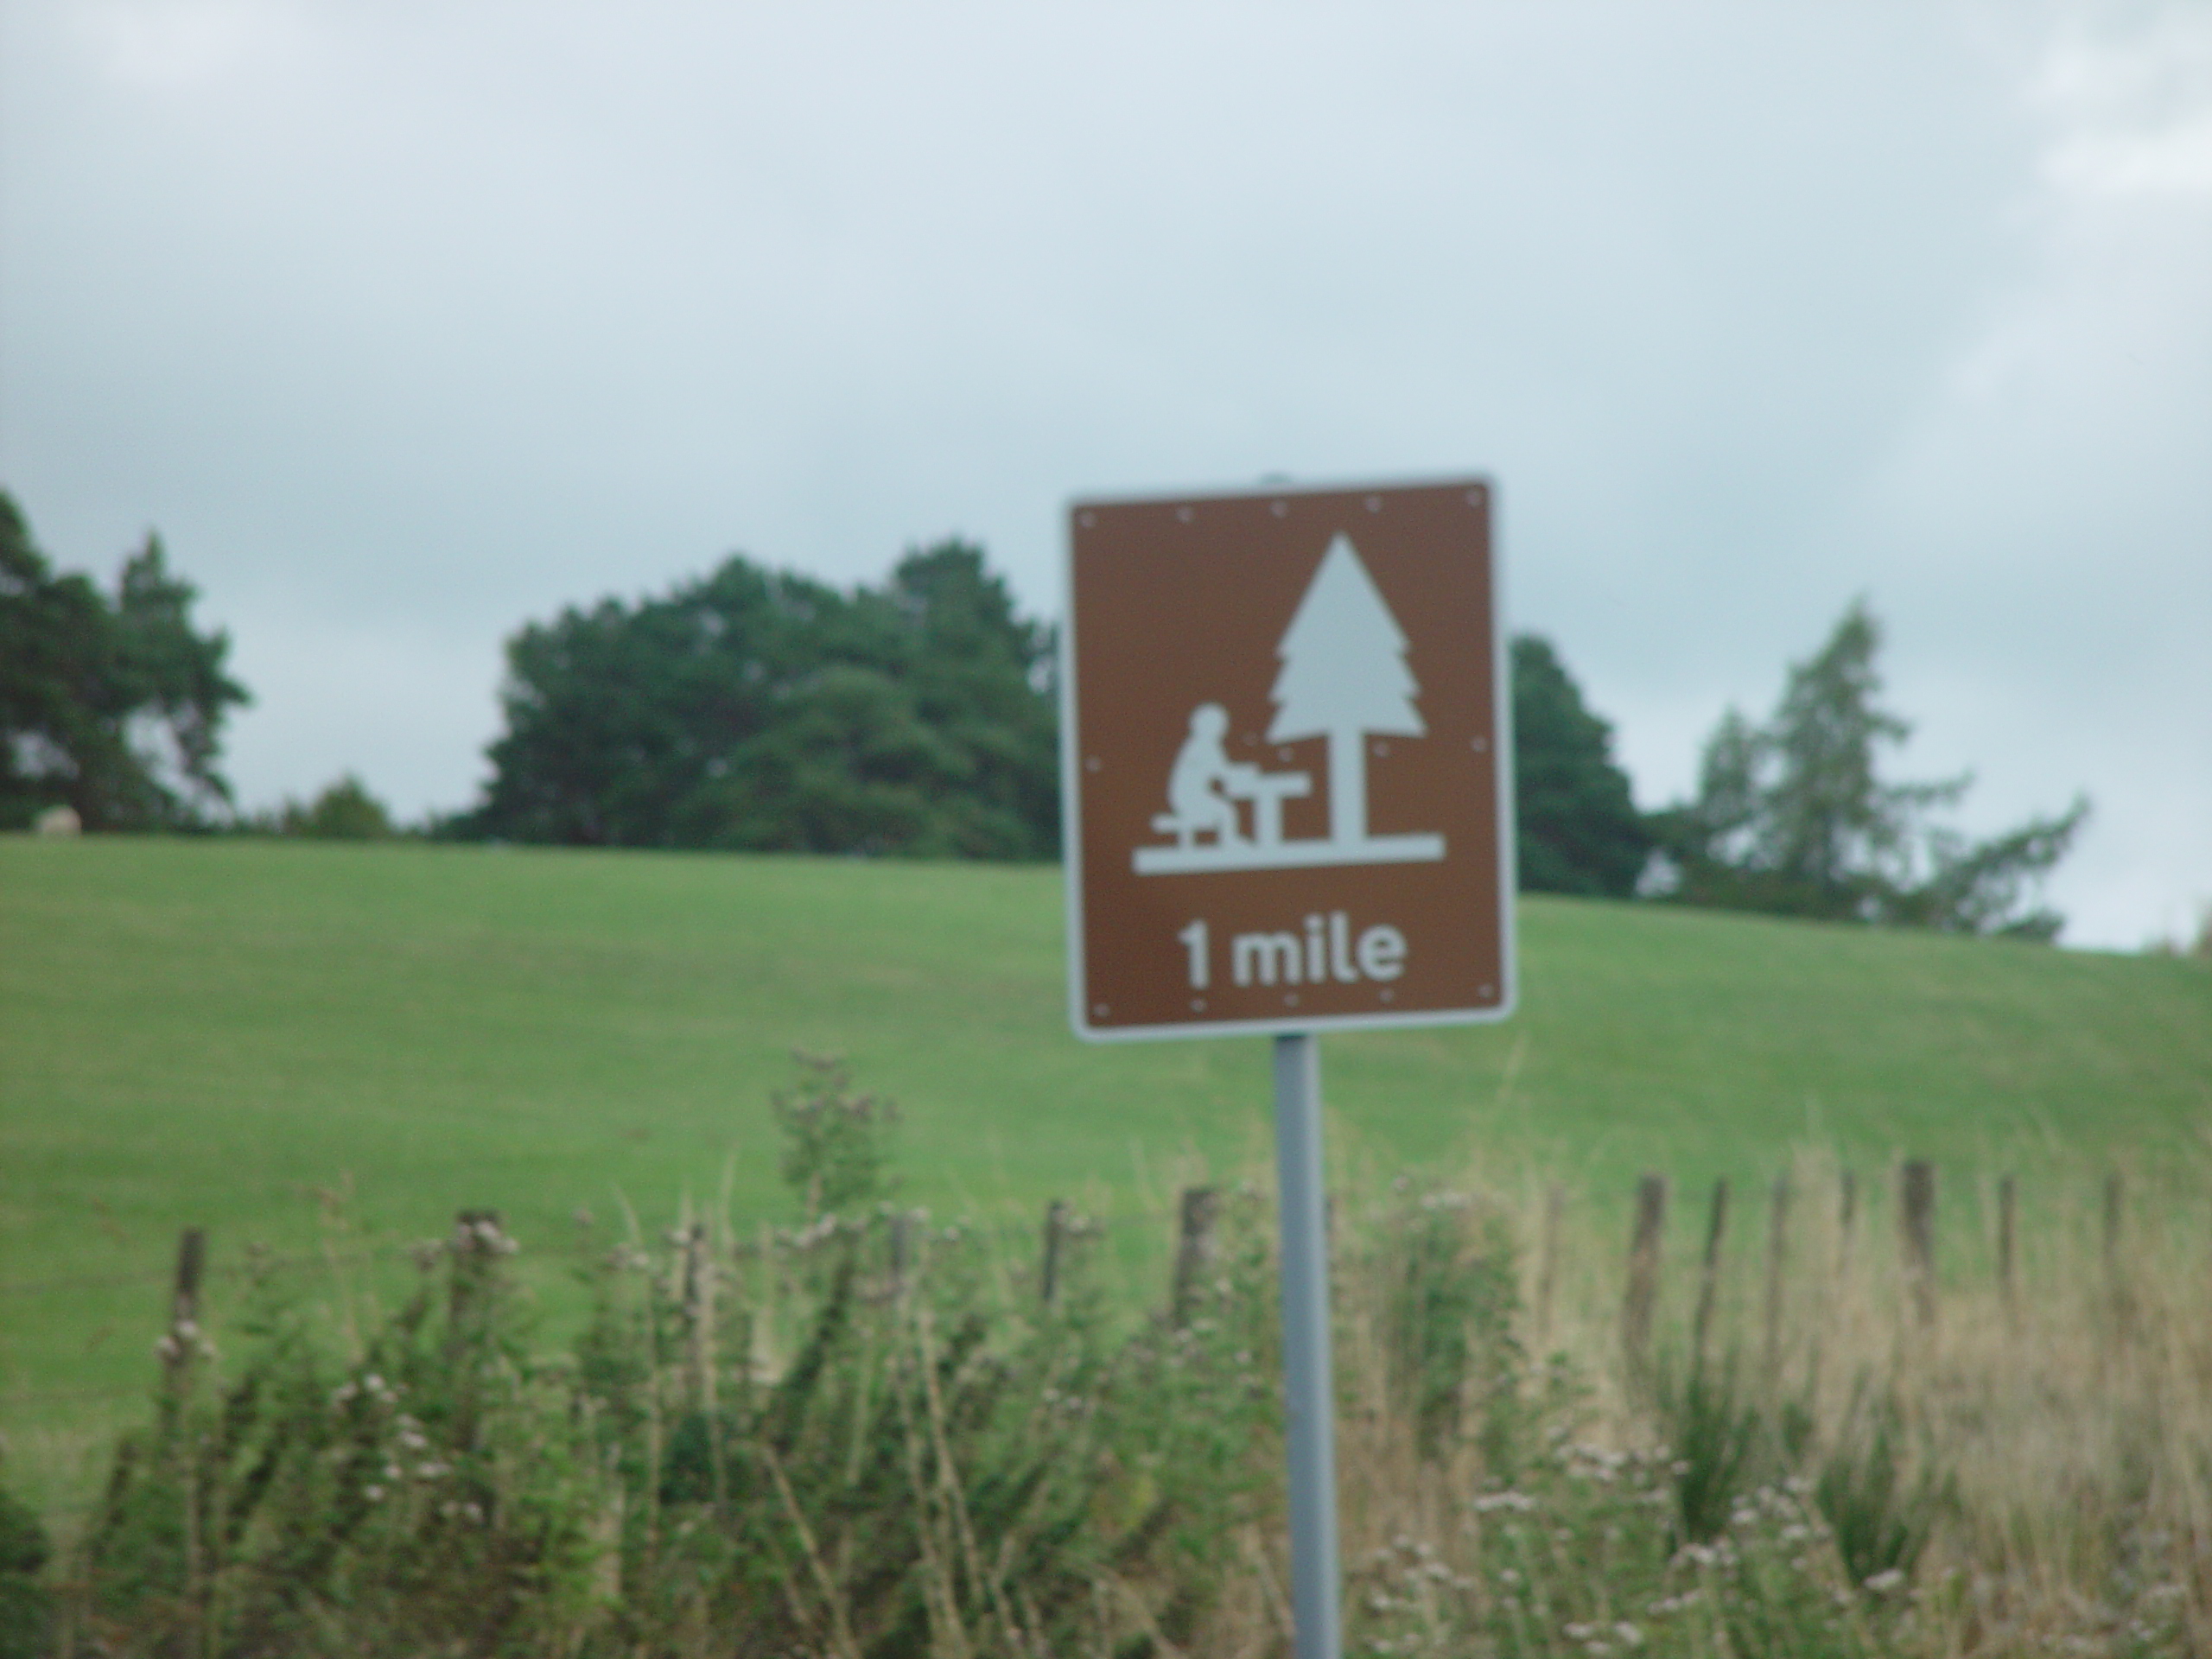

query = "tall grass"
5;1075;2207;1656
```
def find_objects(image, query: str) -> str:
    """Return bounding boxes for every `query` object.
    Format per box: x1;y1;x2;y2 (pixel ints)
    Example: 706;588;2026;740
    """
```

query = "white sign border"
1060;474;1518;1044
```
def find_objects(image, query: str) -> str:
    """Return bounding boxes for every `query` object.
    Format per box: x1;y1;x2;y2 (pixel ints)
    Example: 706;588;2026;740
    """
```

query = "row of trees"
455;546;2080;937
2;485;2087;938
452;545;1655;884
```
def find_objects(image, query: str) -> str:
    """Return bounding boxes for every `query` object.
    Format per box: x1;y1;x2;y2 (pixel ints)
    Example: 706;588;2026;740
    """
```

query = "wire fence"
3;1245;429;1419
0;1244;414;1300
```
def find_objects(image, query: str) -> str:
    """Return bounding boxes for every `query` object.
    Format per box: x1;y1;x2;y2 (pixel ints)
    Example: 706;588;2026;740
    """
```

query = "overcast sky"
3;0;2205;947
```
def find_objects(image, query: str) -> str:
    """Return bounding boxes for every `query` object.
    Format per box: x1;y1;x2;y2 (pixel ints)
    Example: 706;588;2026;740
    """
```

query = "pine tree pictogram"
1267;534;1425;846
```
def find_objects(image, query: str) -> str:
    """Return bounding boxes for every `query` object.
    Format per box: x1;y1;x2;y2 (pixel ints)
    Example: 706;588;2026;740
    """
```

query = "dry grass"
1256;1145;2212;1656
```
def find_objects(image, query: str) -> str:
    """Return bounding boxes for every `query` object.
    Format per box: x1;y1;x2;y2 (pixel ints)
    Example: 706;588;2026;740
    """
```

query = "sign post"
1272;1030;1340;1655
1063;478;1514;1659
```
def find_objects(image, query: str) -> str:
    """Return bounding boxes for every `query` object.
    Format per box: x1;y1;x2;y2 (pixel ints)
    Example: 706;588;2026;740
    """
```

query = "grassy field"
4;834;2209;1521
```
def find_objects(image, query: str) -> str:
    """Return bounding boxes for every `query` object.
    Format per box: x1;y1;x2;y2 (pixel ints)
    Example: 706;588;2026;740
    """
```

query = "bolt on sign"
1062;478;1515;1039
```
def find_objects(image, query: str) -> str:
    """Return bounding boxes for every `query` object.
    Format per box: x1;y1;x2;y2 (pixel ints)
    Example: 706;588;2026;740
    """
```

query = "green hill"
4;836;2209;1515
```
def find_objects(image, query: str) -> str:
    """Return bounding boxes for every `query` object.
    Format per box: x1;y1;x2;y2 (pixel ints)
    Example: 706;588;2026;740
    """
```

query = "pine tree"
1652;600;2087;938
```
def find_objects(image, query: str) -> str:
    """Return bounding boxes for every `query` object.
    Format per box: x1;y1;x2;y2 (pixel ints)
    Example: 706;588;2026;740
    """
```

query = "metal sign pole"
1273;1031;1342;1659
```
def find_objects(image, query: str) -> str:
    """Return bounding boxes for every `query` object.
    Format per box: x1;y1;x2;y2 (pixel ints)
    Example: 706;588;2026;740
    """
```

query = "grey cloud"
1;0;2202;944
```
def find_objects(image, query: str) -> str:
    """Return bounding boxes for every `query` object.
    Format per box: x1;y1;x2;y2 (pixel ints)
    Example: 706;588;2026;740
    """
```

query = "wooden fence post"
160;1226;207;1408
1535;1183;1566;1356
1172;1186;1218;1325
162;1225;209;1647
1899;1160;1936;1328
1692;1179;1730;1372
1997;1174;2017;1321
683;1223;716;1410
1763;1175;1790;1385
682;1221;728;1510
888;1209;912;1300
1040;1199;1070;1306
1621;1175;1667;1384
1838;1169;1858;1273
172;1227;206;1324
2103;1171;2132;1338
448;1208;505;1325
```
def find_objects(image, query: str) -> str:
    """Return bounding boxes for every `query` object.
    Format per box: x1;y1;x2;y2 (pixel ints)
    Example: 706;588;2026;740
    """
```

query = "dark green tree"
264;773;398;839
1510;634;1652;897
1651;599;2087;938
0;493;248;830
455;539;1058;859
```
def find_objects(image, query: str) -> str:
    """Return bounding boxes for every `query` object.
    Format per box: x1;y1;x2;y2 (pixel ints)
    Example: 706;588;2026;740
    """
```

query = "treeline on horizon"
2;488;2089;938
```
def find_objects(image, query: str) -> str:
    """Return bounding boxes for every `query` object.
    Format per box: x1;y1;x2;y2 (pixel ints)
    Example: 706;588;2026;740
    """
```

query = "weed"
1653;1347;1764;1546
1814;1379;1946;1592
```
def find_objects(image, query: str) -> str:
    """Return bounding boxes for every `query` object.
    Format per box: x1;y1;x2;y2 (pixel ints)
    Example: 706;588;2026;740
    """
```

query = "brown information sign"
1063;478;1514;1040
